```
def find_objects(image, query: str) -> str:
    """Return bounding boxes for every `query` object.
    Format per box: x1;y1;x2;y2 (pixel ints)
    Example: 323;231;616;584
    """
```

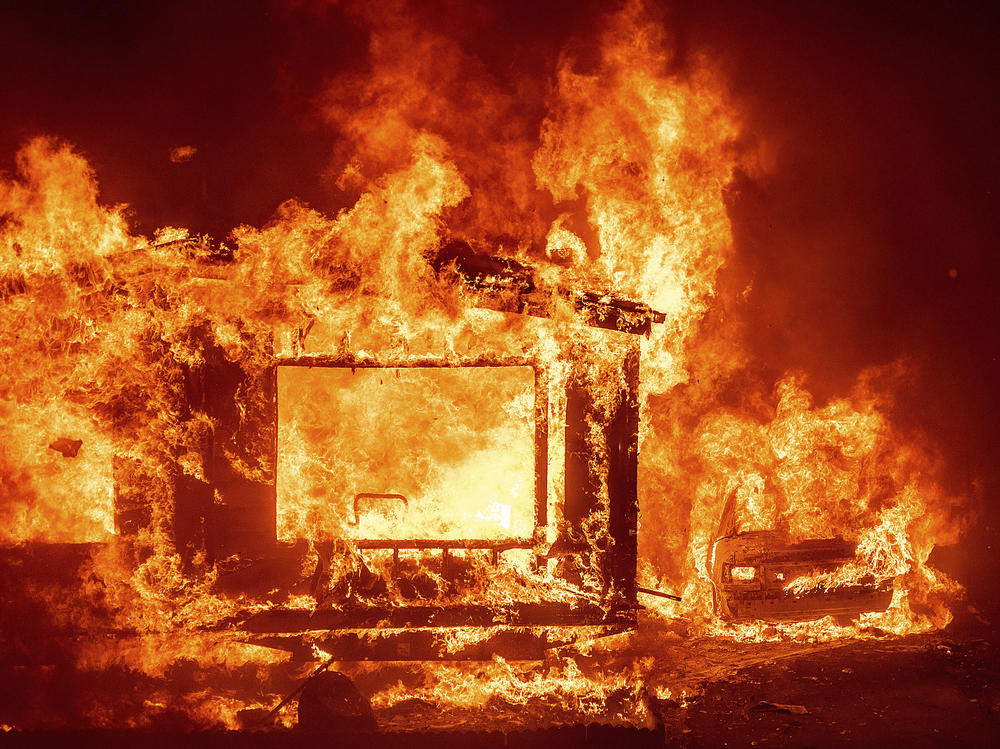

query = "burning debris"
168;145;197;164
48;437;83;458
0;0;967;736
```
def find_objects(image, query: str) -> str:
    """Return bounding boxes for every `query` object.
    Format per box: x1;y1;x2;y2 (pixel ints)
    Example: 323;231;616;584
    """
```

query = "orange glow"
277;366;536;542
0;0;966;731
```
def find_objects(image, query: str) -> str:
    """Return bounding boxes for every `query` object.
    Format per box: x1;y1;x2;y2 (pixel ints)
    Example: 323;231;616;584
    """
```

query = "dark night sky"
1;0;998;597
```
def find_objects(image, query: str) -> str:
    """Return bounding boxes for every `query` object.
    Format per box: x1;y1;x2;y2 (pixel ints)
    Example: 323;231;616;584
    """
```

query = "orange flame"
0;0;966;730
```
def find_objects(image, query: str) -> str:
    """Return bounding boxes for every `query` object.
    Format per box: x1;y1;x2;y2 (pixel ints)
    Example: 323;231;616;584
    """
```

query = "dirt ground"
652;622;1000;747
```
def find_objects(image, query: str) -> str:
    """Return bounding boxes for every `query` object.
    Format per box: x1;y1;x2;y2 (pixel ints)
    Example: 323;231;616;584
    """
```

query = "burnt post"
199;329;277;560
605;342;640;604
563;340;640;606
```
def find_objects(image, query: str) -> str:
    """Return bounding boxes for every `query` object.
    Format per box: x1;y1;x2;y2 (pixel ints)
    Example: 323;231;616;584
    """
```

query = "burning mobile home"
0;0;969;735
188;238;658;661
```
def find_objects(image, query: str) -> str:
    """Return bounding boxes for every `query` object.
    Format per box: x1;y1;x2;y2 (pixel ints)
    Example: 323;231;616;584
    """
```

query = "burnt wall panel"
110;328;190;562
199;332;277;560
559;341;639;604
562;341;641;607
112;454;156;540
606;343;640;603
564;383;600;529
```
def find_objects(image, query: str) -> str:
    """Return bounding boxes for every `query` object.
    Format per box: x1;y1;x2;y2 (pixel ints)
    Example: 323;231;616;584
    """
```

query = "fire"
0;0;965;733
276;365;536;542
533;0;738;394
675;375;962;639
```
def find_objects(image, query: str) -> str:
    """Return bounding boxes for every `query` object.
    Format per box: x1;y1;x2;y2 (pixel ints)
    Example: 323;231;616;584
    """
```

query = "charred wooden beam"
636;586;682;602
252;627;601;662
275;354;542;368
431;240;666;335
351;537;533;550
432;240;535;294
235;601;637;632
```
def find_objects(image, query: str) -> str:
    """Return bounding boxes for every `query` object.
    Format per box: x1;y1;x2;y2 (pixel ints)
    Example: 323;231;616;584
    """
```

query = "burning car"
709;530;893;623
708;491;894;624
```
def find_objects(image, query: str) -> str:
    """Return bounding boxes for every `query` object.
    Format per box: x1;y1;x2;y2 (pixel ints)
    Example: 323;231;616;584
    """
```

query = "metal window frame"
272;355;549;552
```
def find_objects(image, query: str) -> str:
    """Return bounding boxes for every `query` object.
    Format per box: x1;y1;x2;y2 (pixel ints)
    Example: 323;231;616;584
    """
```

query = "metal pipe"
636;586;682;602
351;537;532;550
